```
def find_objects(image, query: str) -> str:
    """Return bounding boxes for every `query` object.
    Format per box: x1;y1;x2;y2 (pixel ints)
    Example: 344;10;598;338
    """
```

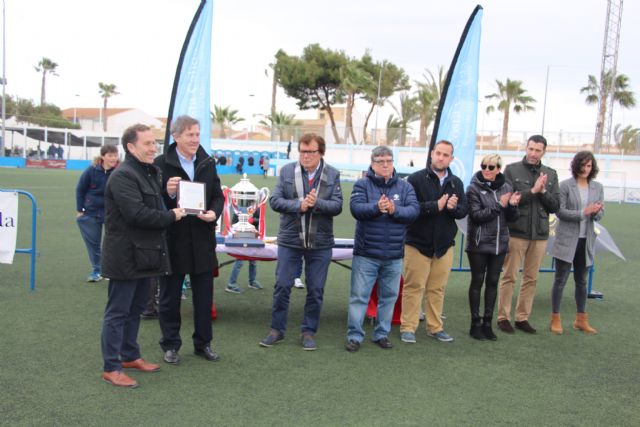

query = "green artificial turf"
0;168;638;426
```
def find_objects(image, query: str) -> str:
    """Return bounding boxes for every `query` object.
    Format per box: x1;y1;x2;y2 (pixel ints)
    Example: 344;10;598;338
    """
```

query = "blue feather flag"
429;5;483;186
164;0;214;153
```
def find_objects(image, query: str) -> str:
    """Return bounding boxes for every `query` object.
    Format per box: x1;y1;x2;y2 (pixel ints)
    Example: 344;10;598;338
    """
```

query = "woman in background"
75;145;119;282
465;154;520;340
549;151;603;335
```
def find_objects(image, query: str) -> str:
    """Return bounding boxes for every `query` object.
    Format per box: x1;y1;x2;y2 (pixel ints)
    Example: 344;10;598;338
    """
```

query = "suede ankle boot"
481;317;497;341
550;313;563;335
574;312;597;334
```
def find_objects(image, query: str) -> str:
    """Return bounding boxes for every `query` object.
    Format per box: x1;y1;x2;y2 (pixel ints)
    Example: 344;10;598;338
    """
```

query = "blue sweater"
75;162;114;223
350;169;420;260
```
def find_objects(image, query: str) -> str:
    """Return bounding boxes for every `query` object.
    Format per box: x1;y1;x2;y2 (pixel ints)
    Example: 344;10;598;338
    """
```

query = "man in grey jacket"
497;135;559;334
259;133;343;351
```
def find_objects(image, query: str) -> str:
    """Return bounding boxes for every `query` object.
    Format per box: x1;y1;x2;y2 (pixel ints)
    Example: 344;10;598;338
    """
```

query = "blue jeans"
77;214;102;275
270;245;332;336
347;255;402;343
101;278;149;372
228;260;257;284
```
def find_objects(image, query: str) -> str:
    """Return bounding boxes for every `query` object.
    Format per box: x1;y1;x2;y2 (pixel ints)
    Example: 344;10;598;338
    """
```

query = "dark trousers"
270;246;332;336
552;238;588;313
467;251;507;322
159;270;213;351
76;215;102;275
101;278;149;372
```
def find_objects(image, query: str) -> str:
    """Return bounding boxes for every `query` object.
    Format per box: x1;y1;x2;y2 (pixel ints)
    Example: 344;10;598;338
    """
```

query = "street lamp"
1;0;6;157
73;94;80;124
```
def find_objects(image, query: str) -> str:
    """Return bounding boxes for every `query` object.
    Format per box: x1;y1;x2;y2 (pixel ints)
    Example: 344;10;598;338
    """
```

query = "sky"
5;0;640;136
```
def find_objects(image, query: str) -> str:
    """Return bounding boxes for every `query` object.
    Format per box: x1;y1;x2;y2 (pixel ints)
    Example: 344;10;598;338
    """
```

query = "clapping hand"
437;194;449;211
300;188;317;213
446;194;458;210
499;192;512;208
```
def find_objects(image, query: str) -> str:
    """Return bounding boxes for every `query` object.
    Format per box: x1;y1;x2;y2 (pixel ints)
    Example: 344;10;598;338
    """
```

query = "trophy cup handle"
257;187;270;207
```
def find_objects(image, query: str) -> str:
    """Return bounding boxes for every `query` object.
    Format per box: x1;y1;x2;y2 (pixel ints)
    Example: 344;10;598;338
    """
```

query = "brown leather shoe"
515;320;537;334
497;319;515;334
121;358;161;372
102;371;138;388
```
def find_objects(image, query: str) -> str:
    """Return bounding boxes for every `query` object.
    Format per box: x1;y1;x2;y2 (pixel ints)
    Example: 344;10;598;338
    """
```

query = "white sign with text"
0;192;18;264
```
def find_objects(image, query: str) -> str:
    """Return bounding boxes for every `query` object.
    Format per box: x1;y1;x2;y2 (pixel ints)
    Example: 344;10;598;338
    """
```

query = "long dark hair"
570;150;599;181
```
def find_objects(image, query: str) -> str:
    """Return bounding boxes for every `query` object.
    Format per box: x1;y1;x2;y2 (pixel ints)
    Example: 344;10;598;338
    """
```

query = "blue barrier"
453;234;597;298
0;157;26;168
0;189;39;291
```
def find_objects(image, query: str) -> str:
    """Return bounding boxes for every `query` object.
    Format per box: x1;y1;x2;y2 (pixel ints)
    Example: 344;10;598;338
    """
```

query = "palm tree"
613;123;640;154
340;60;375;144
390;93;419;146
385;115;402;145
485;78;536;147
34;57;58;106
581;71;636;151
258;111;301;141
211;105;244;139
98;82;120;132
414;66;447;147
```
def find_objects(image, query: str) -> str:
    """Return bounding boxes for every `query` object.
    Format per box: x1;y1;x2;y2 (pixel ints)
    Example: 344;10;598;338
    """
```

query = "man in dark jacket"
259;133;343;351
154;115;225;364
100;124;186;388
497;134;559;334
345;146;419;352
400;140;468;343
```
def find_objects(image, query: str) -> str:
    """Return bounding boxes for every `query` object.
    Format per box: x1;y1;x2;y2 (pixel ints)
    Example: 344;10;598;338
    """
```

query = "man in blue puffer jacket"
345;146;419;352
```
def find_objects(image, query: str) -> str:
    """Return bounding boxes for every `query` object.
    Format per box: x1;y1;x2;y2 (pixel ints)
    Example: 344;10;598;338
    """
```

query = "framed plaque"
178;180;206;215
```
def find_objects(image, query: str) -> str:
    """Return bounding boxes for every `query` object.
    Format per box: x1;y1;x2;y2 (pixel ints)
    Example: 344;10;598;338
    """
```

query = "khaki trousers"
401;245;453;334
498;237;548;322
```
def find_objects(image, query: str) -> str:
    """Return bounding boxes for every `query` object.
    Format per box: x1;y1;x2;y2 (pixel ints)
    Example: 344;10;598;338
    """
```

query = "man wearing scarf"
259;133;343;351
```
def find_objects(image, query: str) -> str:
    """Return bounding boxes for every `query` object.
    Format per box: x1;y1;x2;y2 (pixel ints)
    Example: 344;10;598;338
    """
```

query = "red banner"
26;159;67;169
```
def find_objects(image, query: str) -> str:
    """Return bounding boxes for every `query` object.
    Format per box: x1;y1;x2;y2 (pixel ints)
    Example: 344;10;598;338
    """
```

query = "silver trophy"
225;174;270;247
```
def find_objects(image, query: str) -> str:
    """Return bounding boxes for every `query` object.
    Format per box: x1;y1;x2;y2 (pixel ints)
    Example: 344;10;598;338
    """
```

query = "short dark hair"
298;133;326;155
570;150;599;181
100;144;118;157
122;124;151;153
434;139;454;154
171;115;199;137
528;134;547;149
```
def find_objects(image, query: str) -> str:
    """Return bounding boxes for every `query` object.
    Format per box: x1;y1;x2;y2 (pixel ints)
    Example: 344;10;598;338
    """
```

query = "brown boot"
550;313;563;335
573;312;597;334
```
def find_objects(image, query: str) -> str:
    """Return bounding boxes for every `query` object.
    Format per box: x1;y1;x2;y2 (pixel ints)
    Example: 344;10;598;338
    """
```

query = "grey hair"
171;115;200;137
371;145;393;162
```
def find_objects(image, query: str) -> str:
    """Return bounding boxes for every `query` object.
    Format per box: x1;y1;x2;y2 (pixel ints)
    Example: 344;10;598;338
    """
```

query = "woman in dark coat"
75;144;119;282
466;154;520;340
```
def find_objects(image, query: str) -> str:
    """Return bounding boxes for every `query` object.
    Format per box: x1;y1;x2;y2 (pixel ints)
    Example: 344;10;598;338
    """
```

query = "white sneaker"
293;278;305;289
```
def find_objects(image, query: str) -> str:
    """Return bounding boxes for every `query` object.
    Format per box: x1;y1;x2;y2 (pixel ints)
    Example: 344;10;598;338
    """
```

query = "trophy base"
224;236;265;248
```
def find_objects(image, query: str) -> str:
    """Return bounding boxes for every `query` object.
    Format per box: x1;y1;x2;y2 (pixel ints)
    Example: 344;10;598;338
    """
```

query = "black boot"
469;317;485;340
482;317;497;341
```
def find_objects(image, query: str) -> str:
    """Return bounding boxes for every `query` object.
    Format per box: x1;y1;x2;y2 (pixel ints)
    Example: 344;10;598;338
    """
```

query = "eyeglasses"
480;164;497;171
373;159;393;165
299;150;319;155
